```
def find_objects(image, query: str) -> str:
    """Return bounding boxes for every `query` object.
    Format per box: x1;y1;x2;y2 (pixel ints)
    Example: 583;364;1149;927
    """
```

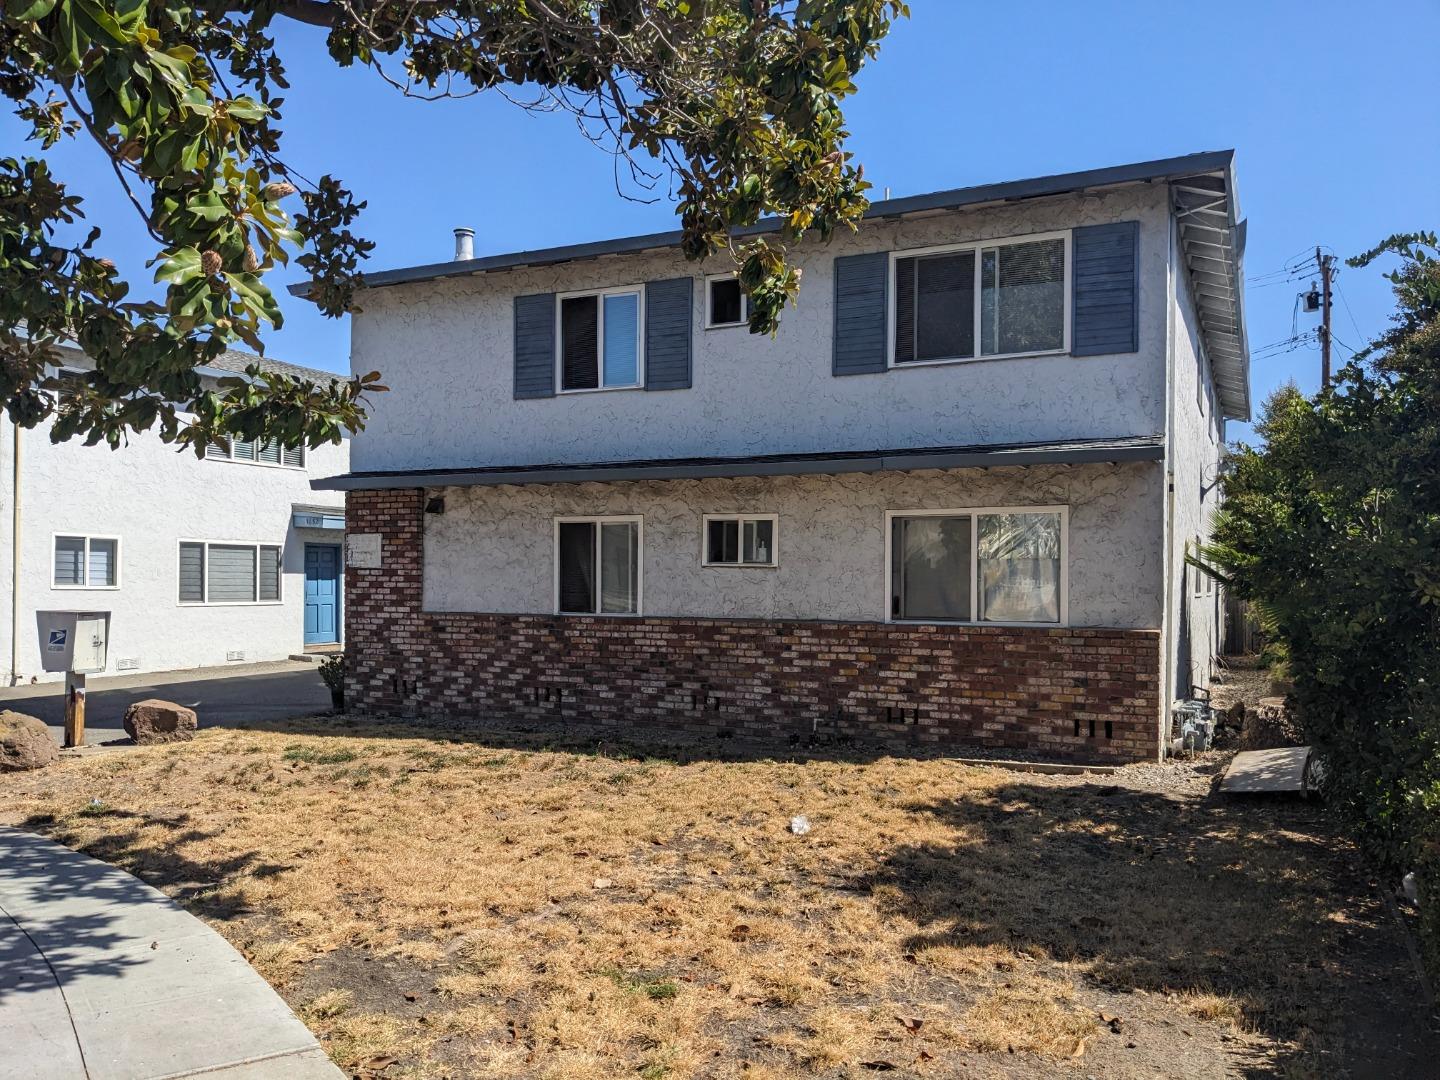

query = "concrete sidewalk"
0;827;341;1079
0;661;331;746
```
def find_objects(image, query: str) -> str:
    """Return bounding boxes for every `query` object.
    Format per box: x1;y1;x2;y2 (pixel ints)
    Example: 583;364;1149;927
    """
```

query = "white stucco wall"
1166;223;1227;697
350;184;1172;473
423;461;1164;629
0;410;349;684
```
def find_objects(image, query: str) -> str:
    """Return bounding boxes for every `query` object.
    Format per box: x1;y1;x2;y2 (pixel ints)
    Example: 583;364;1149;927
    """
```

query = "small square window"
53;534;120;589
704;515;776;566
706;276;751;328
557;517;641;614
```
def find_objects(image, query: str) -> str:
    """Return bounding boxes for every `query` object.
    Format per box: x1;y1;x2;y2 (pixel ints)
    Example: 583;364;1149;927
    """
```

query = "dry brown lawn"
1;718;1432;1079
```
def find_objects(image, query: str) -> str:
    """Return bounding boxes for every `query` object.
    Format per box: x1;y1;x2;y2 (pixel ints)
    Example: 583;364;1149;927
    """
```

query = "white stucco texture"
0;415;349;683
1167;222;1227;695
350;184;1172;473
423;461;1163;630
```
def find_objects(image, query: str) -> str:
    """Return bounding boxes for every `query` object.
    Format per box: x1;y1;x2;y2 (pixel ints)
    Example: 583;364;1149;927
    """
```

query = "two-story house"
1;348;349;683
309;150;1247;762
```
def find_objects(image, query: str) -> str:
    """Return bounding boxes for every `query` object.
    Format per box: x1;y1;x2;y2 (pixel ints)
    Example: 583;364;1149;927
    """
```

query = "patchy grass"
0;719;1429;1078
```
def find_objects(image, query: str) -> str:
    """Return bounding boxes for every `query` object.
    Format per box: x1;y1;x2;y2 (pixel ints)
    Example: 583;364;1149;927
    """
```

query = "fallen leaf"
359;1055;397;1071
1070;1038;1086;1058
895;1015;923;1032
403;992;417;1002
915;1049;934;1062
592;877;613;890
729;924;751;941
860;1062;897;1072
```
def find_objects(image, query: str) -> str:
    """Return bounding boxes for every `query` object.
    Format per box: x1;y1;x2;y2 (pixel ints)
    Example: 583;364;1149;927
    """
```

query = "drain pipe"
9;419;19;685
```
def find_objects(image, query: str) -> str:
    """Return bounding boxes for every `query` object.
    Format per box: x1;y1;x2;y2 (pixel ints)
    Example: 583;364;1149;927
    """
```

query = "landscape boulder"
0;710;58;771
123;699;198;744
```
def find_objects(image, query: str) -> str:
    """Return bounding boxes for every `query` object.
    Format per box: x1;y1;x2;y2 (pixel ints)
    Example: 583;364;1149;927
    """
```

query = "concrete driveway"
0;661;331;745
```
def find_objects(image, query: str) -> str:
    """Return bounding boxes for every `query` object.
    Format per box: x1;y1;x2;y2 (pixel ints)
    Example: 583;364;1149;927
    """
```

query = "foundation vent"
226;650;246;662
115;657;140;671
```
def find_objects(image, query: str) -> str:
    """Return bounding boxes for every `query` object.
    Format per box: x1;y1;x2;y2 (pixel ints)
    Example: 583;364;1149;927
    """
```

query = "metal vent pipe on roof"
453;227;474;262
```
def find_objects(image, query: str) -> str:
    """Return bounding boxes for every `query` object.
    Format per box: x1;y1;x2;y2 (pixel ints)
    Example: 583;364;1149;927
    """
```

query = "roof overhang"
310;435;1164;492
289;150;1237;297
1171;162;1250;420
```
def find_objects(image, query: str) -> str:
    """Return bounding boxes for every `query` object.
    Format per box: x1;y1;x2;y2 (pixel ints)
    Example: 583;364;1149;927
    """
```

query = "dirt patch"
1;717;1435;1078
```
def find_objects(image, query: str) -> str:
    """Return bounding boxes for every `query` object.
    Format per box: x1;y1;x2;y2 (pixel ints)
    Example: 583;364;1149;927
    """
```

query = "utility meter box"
37;611;110;674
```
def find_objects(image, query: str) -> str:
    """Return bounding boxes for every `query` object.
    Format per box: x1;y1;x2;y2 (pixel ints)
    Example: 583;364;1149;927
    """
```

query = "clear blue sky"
8;1;1438;443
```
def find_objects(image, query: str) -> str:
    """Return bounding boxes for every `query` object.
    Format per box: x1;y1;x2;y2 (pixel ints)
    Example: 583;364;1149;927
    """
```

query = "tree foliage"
1200;232;1440;970
0;0;906;453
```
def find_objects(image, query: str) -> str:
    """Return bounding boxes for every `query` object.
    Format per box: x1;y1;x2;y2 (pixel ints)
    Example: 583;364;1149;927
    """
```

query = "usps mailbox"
37;611;109;674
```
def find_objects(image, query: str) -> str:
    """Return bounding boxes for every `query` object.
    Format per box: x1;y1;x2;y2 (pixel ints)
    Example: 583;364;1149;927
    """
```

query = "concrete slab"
0;827;341;1080
1220;746;1313;794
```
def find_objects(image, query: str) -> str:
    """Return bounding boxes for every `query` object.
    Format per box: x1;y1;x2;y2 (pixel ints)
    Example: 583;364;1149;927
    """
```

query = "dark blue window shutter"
1071;221;1139;356
833;252;889;375
513;292;556;399
644;277;693;391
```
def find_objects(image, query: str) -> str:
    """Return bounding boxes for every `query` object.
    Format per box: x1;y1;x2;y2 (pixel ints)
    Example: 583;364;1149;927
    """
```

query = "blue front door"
304;544;341;645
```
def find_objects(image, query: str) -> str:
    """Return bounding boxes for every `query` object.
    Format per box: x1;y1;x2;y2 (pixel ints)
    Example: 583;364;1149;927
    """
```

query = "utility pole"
1316;246;1334;388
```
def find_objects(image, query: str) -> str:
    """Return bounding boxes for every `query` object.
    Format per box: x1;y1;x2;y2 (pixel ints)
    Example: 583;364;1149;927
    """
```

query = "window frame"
701;513;779;568
554;285;646;394
51;533;122;591
882;505;1069;626
176;539;285;607
886;229;1073;369
206;436;306;470
704;273;752;330
552;515;644;616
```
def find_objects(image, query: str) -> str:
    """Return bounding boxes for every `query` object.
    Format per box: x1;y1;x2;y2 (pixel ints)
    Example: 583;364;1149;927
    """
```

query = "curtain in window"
258;546;282;601
561;295;599;390
558;521;596;613
708;518;739;563
54;536;85;586
980;238;1065;356
600;522;638;614
88;539;117;587
891;516;971;620
602;293;639;386
179;542;205;602
978;513;1061;623
208;544;257;602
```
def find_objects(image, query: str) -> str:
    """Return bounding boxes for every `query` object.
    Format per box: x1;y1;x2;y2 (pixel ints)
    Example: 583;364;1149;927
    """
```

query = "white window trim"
701;513;779;567
552;515;644;616
886;229;1073;369
882;505;1069;627
704;273;752;330
177;539;285;607
555;285;646;394
51;533;122;590
209;436;306;470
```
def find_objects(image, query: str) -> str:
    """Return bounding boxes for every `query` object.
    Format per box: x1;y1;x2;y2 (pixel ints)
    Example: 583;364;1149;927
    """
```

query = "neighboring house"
0;349;349;684
309;150;1246;762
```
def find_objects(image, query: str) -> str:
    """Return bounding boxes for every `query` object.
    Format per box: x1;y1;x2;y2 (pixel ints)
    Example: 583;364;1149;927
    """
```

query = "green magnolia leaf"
153;246;202;284
224;271;282;326
8;0;59;21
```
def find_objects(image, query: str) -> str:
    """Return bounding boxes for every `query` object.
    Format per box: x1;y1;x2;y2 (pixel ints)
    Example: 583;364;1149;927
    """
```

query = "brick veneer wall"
345;489;1162;762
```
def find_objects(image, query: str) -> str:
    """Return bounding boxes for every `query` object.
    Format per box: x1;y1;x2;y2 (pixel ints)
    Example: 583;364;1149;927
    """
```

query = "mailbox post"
37;611;109;748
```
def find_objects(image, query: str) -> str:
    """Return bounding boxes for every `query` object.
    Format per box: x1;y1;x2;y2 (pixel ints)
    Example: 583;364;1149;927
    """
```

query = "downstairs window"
889;509;1065;624
556;518;641;615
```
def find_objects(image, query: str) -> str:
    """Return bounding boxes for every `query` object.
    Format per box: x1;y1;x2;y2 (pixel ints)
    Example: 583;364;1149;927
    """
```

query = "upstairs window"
556;517;640;614
559;287;643;391
704;515;776;566
892;233;1068;365
206;437;305;468
53;535;119;589
889;508;1065;624
706;275;752;329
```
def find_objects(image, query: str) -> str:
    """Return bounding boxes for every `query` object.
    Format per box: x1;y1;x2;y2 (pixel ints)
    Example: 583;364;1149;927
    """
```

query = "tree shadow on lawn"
234;710;1121;769
864;780;1439;1078
17;809;290;923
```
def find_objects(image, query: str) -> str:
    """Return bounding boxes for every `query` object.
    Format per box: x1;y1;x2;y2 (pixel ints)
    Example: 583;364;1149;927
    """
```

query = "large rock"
0;710;58;771
123;699;198;744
